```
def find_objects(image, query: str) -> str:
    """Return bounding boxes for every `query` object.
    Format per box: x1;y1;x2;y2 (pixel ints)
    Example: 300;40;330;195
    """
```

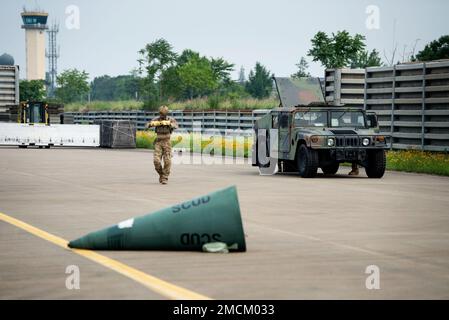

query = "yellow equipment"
18;101;49;125
150;120;171;127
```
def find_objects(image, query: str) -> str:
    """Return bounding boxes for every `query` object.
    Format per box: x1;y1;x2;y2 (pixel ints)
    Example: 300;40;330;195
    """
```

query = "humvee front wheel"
297;144;319;178
365;150;386;178
321;162;340;175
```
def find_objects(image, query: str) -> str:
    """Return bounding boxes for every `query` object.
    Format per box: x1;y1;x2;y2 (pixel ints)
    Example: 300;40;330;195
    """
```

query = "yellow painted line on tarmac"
0;211;211;300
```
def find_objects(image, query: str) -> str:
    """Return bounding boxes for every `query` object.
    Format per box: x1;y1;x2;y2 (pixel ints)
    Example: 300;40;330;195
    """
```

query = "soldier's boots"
159;175;168;185
349;164;359;176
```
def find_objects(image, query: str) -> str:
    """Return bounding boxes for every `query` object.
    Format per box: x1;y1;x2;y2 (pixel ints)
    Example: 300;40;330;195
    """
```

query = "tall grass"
136;131;157;149
65;97;277;112
169;97;277;111
386;150;449;176
65;100;144;112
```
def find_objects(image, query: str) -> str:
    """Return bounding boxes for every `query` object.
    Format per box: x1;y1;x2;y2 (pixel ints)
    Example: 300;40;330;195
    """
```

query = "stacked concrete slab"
325;68;365;109
326;60;449;151
365;60;449;151
47;104;64;124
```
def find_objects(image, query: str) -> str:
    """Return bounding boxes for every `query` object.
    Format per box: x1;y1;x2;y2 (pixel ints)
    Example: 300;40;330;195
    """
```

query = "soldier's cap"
159;105;169;115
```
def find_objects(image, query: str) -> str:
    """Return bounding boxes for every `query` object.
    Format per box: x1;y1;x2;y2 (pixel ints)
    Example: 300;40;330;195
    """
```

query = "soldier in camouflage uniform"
146;106;178;184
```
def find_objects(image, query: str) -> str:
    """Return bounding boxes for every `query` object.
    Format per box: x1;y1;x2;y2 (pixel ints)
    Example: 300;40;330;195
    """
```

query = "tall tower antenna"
46;23;59;97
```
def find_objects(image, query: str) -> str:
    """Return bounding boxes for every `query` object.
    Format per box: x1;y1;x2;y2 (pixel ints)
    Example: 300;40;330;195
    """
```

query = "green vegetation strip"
65;100;144;112
137;131;250;158
386;150;449;176
65;97;277;112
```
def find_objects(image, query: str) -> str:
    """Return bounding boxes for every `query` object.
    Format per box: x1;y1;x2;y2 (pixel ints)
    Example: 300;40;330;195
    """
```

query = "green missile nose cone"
67;239;81;249
67;186;246;252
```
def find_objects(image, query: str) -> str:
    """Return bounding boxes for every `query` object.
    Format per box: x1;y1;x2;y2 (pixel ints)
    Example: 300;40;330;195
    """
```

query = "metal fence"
326;60;449;152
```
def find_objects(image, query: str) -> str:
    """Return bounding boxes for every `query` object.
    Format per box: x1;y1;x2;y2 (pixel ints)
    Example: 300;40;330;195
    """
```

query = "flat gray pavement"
1;147;449;299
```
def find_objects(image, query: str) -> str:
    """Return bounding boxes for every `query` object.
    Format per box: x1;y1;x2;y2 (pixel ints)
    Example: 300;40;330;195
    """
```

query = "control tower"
21;9;48;80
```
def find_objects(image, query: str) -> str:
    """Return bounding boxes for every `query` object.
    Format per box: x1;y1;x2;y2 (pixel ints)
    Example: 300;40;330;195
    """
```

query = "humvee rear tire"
365;150;386;178
297;144;318;178
321;162;340;175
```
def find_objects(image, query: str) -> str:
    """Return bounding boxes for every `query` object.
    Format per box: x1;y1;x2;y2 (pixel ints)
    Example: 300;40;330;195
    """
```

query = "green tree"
291;57;311;78
210;57;234;82
415;35;449;61
136;43;238;102
160;49;200;100
350;49;383;68
160;50;233;100
177;49;200;65
91;75;140;100
177;55;218;99
245;62;273;99
137;38;177;101
19;79;46;101
210;57;235;98
115;75;140;100
160;65;184;99
308;31;374;69
224;81;250;101
90;75;113;100
55;69;90;103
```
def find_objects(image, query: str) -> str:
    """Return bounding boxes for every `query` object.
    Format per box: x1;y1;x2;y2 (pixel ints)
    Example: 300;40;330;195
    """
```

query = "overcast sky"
2;0;448;81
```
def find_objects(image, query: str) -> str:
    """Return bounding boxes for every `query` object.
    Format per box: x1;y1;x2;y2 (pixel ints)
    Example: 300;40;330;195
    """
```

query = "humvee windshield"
294;111;328;127
331;111;366;128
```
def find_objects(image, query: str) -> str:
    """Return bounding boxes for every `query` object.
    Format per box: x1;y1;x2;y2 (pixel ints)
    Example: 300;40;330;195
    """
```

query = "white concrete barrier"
0;123;100;147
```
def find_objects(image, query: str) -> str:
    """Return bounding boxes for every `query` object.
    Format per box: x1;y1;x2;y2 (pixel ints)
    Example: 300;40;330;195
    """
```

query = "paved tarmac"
1;147;449;299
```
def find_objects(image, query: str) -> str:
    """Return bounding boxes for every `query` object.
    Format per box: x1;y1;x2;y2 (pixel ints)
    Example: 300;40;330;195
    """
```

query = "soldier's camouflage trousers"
153;138;172;181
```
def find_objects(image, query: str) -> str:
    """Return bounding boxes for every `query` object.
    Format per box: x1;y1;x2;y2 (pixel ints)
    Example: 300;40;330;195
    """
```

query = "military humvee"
252;77;389;178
